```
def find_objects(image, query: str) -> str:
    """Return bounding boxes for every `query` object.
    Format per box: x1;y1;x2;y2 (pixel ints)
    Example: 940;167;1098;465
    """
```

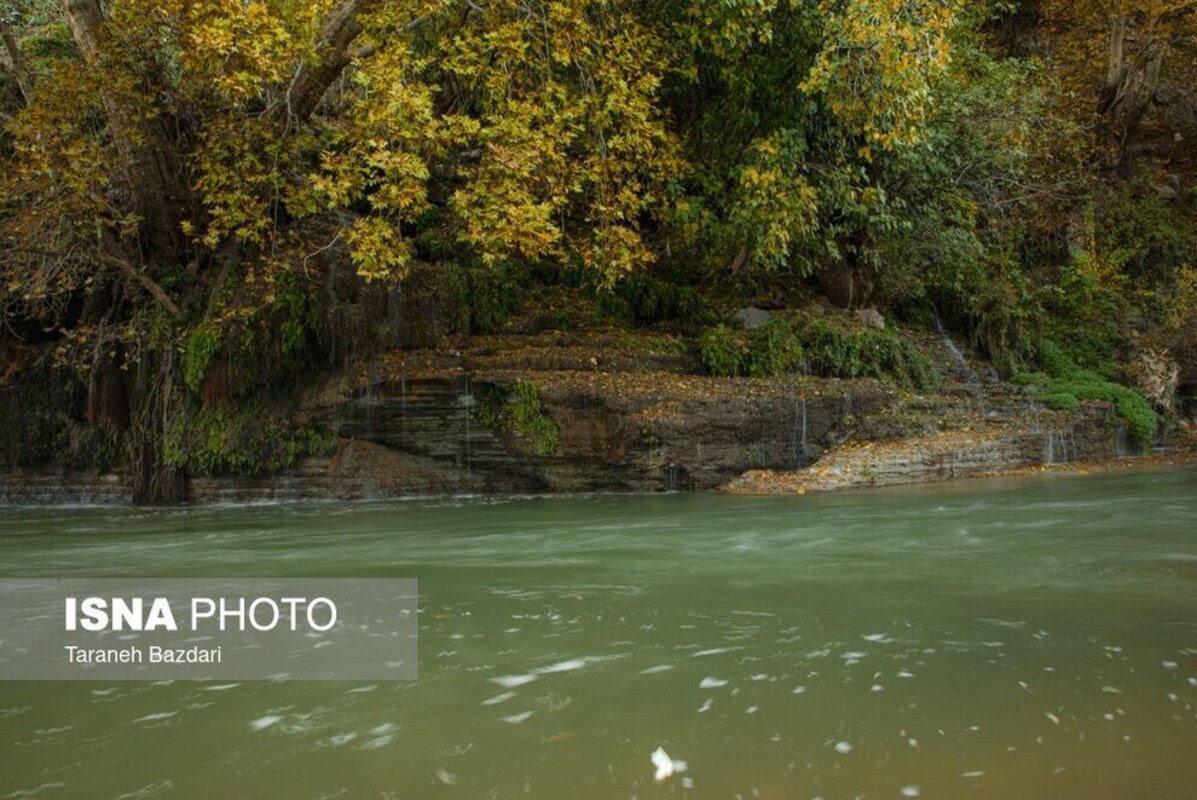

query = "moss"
1020;340;1157;448
478;381;559;456
163;401;335;477
182;324;222;392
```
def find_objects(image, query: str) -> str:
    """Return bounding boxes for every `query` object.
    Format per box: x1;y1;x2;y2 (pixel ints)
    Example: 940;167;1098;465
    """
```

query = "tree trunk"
61;0;186;264
0;22;33;104
277;0;377;123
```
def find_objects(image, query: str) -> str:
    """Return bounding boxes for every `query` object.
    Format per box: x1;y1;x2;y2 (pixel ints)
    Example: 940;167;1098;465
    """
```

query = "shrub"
746;318;804;377
699;324;747;377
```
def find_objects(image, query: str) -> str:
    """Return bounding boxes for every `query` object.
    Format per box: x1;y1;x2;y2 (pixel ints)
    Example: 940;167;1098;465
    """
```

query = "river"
1;467;1195;798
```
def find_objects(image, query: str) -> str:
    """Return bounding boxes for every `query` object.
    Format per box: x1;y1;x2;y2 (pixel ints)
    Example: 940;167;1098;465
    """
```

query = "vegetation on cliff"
1;0;1194;498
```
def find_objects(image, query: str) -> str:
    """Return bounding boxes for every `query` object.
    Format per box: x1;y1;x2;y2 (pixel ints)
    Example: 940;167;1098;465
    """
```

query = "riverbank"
2;315;1190;504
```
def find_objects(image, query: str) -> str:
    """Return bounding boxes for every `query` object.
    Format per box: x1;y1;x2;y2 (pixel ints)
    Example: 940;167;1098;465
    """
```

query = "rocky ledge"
1;326;1183;504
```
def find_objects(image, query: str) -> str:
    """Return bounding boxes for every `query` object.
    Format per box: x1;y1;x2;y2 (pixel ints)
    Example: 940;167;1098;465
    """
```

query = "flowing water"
1;468;1196;799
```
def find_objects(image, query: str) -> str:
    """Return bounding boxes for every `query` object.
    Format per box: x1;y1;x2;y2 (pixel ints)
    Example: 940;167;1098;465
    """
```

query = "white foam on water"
692;647;738;657
870;684;884;693
482;692;515;706
345;685;377;694
862;633;892;643
962;770;986;778
901;785;921;797
697;699;712;713
359;734;393;749
501;711;533;724
3;783;68;798
250;715;282;732
699;677;728;689
746;705;758;714
834;741;853;754
133;711;177;724
491;674;538;689
640;665;674;674
200;683;240;692
792;686;807;694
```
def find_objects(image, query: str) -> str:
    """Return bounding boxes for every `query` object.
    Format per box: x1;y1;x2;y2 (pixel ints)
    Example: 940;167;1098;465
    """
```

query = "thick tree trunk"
816;260;877;310
61;0;185;264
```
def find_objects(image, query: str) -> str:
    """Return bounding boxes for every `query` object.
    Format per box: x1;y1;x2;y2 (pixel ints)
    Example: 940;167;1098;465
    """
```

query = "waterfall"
665;462;679;492
933;313;968;368
1044;432;1055;465
460;374;473;478
800;398;809;466
788;386;811;468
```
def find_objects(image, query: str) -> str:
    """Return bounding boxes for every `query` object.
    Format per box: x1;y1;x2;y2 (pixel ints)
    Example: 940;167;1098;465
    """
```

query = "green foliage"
699;324;747;377
700;317;937;389
271;270;319;356
746;318;804;377
163;401;336;477
597;275;710;326
461;262;525;335
799;319;940;390
1019;341;1157;448
478;381;559;456
182;324;221;393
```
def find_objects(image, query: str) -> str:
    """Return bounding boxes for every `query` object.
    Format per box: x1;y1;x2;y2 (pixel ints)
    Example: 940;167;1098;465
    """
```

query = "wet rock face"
300;375;891;495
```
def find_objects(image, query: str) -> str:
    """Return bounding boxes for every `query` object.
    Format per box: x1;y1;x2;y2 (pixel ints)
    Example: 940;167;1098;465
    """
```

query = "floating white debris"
1162;661;1178;670
651;747;687;782
746;705;759;714
962;770;986;778
1100;686;1122;695
201;683;241;692
697;699;712;713
133;711;177;723
435;769;458;786
693;647;737;657
501;711;534;725
907;738;918;748
792;686;807;694
901;785;921;797
699;677;728;689
1045;712;1060;726
862;633;892;643
834;741;853;755
870;684;884;693
896;670;915;679
641;665;674;674
250;715;282;732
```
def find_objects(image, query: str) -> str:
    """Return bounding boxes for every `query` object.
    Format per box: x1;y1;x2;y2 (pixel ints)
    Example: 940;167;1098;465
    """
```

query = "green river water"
1;467;1196;799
